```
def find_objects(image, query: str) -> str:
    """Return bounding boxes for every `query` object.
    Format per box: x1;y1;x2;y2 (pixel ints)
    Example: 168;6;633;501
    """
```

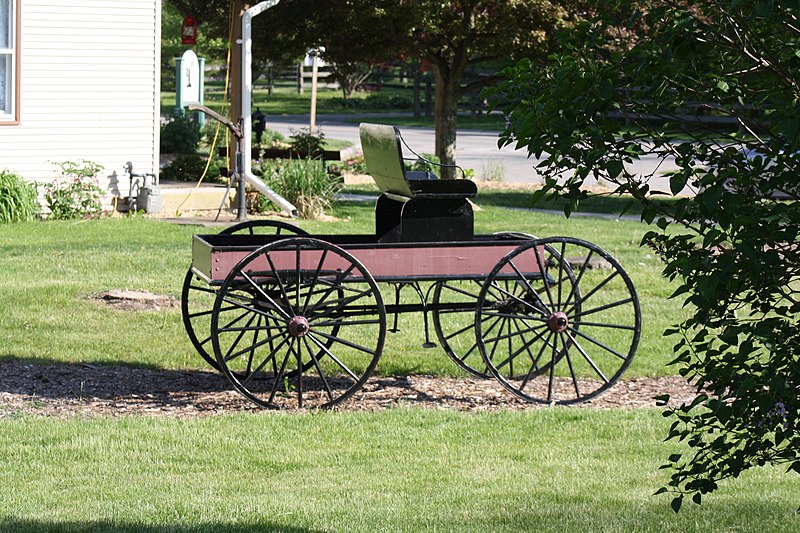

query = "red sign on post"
181;16;198;45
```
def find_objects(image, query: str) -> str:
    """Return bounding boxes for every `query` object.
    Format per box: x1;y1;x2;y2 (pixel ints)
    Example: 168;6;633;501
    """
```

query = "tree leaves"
493;0;800;512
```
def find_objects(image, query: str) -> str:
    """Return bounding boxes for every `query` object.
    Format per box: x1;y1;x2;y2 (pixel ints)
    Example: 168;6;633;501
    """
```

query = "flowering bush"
45;160;106;220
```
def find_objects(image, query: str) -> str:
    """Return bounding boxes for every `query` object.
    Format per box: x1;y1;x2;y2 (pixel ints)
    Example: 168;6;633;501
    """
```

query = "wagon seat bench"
359;122;478;243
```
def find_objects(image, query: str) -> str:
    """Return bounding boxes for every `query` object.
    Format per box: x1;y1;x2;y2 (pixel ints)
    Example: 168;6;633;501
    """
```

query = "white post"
241;1;297;217
310;49;319;132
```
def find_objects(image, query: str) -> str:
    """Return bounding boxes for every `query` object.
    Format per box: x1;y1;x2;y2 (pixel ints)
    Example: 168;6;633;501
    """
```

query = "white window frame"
0;0;18;123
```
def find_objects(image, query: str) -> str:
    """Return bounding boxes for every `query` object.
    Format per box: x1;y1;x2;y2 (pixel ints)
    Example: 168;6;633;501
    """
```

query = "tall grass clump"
255;158;341;219
0;169;39;223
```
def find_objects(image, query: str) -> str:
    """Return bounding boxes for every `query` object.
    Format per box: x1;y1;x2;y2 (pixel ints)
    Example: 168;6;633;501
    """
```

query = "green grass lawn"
0;409;796;531
1;197;797;529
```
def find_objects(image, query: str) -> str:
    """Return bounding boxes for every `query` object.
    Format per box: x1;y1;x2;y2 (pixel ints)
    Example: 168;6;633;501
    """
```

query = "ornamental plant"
0;169;39;223
488;0;800;511
45;160;106;220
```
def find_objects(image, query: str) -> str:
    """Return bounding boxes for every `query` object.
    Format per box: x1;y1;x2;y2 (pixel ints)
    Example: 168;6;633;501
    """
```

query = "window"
0;0;16;122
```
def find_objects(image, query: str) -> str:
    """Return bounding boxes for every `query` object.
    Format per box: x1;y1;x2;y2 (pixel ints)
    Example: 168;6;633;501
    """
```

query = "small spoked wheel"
432;280;492;378
476;237;641;404
210;237;386;409
181;220;308;371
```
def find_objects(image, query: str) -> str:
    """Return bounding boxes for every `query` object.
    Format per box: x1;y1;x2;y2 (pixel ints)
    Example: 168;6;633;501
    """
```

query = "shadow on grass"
0;519;323;533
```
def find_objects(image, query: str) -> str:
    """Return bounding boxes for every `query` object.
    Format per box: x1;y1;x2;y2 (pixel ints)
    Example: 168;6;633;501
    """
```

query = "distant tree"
166;0;578;178
488;0;800;511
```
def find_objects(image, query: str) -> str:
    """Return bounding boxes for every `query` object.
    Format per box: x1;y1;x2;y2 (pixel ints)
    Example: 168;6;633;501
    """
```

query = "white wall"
0;0;160;199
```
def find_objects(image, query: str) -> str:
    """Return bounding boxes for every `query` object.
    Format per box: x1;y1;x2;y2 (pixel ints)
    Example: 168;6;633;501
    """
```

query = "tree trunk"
433;67;461;179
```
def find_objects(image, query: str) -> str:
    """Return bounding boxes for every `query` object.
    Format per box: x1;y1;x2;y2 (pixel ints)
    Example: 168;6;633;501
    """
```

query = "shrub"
160;154;213;182
160;112;201;154
253;158;341;219
0;169;39;223
289;127;325;153
407;153;441;173
44;160;105;220
258;128;286;147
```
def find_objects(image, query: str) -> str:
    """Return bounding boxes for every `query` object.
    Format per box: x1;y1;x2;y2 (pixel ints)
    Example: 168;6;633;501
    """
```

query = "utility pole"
229;1;248;174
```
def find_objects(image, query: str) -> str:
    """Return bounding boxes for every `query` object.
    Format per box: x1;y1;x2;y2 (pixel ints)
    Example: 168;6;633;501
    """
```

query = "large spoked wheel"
182;220;308;371
210;237;386;409
476;237;641;404
431;232;538;378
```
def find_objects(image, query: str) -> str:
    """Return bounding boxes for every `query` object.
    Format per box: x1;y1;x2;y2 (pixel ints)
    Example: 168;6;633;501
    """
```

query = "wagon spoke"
560;331;582;399
573;320;638;331
556;240;566;305
263;252;295;317
572;297;635;320
481;320;543;345
307;333;360;382
519;331;555;391
238;271;292;320
495;325;551;373
487;281;548;316
302;248;329;311
547;333;558;403
568;326;628;362
531;247;556;310
221;312;258;362
188;282;217;295
564;250;594;310
565;270;620;316
507;260;550;312
303;337;335;403
266;346;294;404
310;329;380;358
564;329;610;383
223;327;287;364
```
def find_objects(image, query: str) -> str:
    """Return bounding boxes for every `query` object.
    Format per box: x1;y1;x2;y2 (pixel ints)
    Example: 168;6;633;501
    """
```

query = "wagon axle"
288;316;310;337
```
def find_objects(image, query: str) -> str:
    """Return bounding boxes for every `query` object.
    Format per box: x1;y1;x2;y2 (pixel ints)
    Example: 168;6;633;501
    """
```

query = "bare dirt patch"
87;290;180;312
0;359;696;418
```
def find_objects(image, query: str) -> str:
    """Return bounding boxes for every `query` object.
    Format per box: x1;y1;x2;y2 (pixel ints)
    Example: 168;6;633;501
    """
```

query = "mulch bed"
0;359;697;419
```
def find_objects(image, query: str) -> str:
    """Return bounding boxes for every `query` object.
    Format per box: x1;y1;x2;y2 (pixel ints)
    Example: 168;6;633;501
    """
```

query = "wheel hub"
548;311;569;332
288;316;310;337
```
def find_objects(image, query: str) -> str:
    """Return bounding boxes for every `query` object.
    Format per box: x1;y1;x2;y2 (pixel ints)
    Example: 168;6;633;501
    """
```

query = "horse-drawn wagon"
182;123;641;409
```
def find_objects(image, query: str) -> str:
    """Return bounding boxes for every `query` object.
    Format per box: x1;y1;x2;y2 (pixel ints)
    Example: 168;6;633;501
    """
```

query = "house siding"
0;0;160;199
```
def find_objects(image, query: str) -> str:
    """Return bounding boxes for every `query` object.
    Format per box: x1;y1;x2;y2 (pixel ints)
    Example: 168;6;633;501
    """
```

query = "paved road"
264;114;686;193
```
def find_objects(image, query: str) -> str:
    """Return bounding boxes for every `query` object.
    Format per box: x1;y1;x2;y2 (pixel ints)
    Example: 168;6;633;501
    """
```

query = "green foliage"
160;111;201;154
0;170;38;223
488;0;800;509
331;93;413;110
44;160;105;220
289;127;326;153
160;154;221;183
406;152;441;173
254;158;342;219
341;152;369;174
